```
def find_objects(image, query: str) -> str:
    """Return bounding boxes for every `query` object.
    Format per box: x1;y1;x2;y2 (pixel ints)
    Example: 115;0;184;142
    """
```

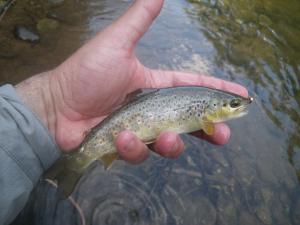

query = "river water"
1;0;299;224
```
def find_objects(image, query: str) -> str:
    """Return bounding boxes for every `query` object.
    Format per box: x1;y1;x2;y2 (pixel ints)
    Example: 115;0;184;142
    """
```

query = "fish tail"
44;157;86;197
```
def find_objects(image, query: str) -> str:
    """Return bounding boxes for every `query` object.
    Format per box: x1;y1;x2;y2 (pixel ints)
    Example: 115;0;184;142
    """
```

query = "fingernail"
224;126;231;142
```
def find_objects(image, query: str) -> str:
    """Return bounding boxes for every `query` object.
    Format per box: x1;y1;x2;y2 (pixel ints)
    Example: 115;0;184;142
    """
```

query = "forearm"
0;84;61;225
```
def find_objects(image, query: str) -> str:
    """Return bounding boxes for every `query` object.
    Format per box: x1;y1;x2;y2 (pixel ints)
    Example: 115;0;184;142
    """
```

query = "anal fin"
100;152;119;169
143;138;156;145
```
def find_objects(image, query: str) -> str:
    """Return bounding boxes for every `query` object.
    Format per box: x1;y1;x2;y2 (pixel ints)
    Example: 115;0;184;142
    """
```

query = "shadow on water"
1;0;299;224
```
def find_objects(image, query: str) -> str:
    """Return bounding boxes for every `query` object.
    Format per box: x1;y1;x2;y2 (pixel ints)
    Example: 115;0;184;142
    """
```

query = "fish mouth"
248;97;254;104
238;105;247;111
236;96;253;113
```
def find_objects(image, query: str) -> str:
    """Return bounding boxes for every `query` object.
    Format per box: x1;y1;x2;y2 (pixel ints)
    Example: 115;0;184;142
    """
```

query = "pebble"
14;26;40;43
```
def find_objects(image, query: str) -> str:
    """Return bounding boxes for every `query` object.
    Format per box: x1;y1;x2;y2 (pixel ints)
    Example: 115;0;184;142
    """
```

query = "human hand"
16;0;247;164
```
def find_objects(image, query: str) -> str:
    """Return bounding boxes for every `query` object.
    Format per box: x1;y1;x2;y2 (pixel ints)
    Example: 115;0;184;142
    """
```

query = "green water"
1;0;299;224
187;0;300;174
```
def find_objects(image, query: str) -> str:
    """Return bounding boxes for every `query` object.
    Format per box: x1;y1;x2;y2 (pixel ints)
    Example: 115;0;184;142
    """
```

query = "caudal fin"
44;157;85;197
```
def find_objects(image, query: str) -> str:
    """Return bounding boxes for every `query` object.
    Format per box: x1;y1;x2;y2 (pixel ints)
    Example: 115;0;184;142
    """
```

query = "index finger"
145;70;248;97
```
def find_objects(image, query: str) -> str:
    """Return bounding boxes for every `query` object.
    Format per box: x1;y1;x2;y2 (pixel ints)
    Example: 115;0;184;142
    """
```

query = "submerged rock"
14;26;40;43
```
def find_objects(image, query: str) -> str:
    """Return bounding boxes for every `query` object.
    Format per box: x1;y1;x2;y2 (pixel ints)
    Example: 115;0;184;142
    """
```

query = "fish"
46;86;253;196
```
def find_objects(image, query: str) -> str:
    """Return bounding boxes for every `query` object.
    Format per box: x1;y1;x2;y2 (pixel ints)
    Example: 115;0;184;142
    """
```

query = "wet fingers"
115;131;150;164
153;131;185;158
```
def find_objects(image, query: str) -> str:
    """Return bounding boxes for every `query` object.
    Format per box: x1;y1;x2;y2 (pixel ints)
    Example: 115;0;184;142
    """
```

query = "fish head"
204;94;253;123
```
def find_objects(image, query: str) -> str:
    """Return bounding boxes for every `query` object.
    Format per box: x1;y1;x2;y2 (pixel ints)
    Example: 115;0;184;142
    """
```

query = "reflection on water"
187;0;300;170
2;0;299;224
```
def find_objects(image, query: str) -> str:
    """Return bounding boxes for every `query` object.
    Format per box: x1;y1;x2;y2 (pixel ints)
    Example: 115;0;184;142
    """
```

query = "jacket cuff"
0;84;61;184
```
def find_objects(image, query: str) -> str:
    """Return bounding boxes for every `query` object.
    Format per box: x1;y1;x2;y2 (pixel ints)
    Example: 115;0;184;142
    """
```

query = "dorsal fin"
103;88;159;116
124;88;159;103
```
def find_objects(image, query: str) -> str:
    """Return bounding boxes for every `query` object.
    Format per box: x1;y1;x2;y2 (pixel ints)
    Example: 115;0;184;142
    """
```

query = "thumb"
100;0;164;51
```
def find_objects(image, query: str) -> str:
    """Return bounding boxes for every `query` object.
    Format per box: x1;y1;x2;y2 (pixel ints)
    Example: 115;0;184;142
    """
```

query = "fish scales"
78;86;249;164
81;88;209;158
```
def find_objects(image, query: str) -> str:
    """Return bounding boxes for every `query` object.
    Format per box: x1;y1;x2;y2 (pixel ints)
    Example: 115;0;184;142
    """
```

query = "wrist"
15;71;58;142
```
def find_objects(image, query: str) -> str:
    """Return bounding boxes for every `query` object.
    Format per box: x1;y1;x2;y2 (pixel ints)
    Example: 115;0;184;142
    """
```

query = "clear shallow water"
2;0;299;224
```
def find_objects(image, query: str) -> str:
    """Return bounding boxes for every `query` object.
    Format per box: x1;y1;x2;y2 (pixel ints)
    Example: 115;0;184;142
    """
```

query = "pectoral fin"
202;122;215;135
143;138;156;145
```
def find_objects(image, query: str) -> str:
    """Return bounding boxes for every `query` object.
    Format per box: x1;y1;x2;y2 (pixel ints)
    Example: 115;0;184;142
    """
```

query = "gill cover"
204;96;252;123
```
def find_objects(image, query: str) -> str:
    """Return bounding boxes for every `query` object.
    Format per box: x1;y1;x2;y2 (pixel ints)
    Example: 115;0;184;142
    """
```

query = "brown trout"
47;86;252;195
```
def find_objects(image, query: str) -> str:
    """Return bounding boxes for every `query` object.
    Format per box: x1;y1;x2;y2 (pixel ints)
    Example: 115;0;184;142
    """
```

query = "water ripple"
74;163;171;225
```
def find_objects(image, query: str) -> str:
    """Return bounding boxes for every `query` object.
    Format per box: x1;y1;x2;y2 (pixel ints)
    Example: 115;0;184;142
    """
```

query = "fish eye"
230;99;241;108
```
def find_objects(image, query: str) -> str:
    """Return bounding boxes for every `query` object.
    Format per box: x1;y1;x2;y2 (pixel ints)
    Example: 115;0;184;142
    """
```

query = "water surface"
2;0;299;224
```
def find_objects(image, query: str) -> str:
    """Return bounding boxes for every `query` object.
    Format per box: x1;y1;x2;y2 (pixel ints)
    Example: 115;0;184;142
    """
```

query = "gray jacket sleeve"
0;84;61;225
